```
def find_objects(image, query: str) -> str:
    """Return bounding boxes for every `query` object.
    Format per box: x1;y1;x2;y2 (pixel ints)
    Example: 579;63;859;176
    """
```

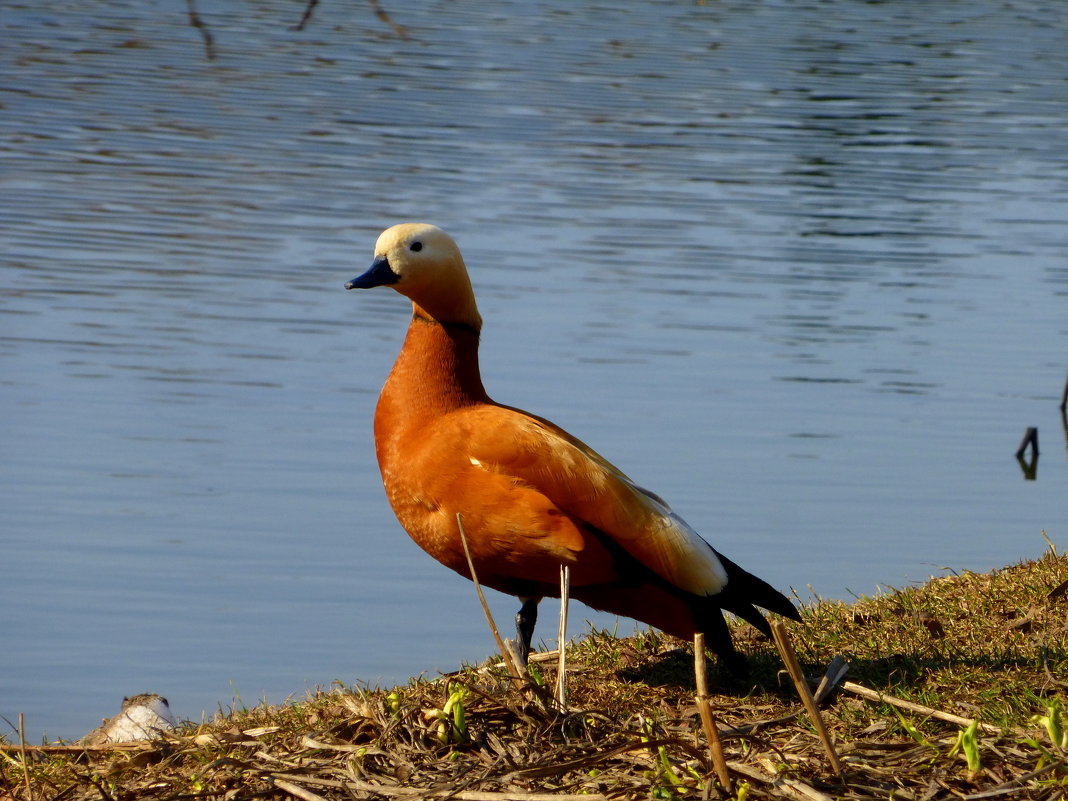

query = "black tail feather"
693;551;799;675
714;551;800;623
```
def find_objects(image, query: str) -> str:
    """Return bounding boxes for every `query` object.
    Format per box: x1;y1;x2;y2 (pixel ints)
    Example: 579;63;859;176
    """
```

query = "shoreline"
4;550;1067;799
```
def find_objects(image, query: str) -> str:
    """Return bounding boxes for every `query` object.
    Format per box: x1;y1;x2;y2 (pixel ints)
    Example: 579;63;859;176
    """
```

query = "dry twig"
772;621;843;775
693;632;731;791
841;681;1004;735
555;565;570;711
455;513;524;686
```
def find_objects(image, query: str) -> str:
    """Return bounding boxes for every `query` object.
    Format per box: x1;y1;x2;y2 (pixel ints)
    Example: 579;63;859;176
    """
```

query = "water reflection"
1019;406;1068;481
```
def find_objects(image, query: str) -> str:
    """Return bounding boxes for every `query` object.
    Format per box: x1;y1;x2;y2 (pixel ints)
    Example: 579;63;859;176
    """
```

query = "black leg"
514;597;540;662
701;609;750;679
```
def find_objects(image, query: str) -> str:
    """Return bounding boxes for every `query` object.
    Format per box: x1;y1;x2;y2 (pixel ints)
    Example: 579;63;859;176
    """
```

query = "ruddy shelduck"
346;223;800;674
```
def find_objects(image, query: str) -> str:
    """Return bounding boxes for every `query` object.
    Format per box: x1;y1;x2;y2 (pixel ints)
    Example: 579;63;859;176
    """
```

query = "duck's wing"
461;404;730;598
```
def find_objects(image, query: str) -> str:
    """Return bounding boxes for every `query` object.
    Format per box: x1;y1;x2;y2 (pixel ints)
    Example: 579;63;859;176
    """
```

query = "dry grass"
3;548;1068;801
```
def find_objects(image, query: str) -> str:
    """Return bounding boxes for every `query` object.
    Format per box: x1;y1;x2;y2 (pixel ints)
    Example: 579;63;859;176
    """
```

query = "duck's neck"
375;315;489;438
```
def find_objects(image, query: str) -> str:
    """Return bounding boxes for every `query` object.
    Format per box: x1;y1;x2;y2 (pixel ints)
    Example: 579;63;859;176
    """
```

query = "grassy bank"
3;548;1067;800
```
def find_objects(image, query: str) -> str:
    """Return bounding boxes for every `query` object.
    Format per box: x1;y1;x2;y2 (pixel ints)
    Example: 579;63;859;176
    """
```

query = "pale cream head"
370;223;482;330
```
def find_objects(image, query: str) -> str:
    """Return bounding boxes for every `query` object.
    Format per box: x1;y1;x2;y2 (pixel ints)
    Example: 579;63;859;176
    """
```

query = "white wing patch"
633;483;729;596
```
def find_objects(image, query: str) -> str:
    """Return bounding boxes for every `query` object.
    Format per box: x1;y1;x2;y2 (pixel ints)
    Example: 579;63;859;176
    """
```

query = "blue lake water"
2;0;1067;741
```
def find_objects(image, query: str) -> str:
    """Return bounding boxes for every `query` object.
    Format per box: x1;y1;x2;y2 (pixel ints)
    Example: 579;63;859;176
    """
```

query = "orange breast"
371;318;636;595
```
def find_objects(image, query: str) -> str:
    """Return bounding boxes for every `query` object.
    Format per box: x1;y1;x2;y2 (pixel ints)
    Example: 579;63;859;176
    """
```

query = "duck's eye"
410;241;423;252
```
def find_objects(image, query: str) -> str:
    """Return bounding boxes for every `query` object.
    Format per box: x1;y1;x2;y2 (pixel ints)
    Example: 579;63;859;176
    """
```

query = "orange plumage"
347;223;799;673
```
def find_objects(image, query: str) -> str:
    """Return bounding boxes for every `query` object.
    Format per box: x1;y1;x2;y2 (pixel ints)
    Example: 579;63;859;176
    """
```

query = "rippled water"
2;0;1067;740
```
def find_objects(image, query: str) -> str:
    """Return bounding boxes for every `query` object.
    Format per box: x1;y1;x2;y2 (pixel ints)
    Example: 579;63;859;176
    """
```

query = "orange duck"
346;223;800;674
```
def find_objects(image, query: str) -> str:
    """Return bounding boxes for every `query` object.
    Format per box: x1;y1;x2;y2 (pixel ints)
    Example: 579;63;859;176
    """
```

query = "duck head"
346;223;482;331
